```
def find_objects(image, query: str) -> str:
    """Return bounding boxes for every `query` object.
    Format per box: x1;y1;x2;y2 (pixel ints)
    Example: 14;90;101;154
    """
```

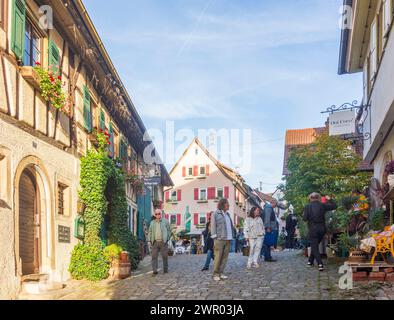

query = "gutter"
338;0;353;75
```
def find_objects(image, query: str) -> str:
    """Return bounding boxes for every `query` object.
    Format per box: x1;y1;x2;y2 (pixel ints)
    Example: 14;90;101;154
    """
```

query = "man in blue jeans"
261;200;278;262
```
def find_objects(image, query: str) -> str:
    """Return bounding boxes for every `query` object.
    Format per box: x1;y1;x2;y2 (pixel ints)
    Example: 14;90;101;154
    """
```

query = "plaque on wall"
58;225;71;243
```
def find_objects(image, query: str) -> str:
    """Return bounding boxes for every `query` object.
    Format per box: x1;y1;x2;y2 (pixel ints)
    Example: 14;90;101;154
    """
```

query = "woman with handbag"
201;221;214;271
244;207;265;269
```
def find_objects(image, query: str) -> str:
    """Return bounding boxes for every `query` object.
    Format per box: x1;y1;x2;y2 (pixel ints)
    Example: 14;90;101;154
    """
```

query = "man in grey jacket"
261;199;278;262
211;198;235;281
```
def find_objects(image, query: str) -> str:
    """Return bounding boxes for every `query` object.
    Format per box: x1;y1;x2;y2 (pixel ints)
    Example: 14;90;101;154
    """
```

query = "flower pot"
108;260;131;280
348;250;367;263
120;251;129;262
20;66;41;90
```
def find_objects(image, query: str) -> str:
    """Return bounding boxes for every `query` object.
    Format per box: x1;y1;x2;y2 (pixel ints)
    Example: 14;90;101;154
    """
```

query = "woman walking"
201;221;214;271
303;193;337;271
244;207;265;269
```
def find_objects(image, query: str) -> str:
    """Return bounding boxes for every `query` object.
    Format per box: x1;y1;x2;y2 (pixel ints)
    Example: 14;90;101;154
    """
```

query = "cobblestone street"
20;250;393;300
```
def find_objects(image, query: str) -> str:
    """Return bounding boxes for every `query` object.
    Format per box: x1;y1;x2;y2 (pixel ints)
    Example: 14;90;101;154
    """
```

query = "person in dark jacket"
201;221;214;271
261;199;278;262
285;206;297;250
303;193;337;271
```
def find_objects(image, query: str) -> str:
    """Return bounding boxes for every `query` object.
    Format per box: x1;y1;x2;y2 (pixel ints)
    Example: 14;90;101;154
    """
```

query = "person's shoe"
220;275;228;280
265;259;277;262
247;264;252;269
213;275;221;281
152;271;158;276
307;261;313;266
318;264;324;271
201;267;209;271
252;263;260;268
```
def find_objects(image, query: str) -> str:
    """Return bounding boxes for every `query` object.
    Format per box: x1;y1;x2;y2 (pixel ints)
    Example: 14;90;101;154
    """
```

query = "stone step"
21;277;65;296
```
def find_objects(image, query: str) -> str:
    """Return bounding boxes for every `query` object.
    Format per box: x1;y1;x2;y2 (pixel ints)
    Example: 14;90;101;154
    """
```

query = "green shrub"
369;208;387;231
103;244;123;262
69;244;109;281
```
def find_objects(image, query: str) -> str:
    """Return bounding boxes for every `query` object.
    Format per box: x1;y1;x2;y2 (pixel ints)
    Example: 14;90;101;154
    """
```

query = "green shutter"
99;110;106;131
48;39;60;75
11;0;26;61
109;123;114;157
83;86;92;132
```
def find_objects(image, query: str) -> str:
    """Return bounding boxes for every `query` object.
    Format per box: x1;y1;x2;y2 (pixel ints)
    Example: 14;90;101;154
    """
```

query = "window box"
197;224;205;229
197;200;208;203
197;175;206;179
20;66;40;90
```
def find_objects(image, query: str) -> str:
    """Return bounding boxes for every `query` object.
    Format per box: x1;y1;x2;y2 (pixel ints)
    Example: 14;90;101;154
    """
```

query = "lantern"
74;216;85;240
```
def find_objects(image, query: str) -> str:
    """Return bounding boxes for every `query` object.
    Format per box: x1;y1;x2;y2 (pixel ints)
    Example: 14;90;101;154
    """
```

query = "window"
57;183;67;215
199;166;206;176
199;188;207;201
170;214;177;225
187;167;193;177
370;17;378;84
199;215;206;225
216;187;224;199
11;0;26;60
99;110;106;131
383;0;393;38
170;190;177;201
195;148;198;155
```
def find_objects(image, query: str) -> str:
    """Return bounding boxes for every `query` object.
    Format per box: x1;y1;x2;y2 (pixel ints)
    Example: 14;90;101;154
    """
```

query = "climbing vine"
69;135;141;280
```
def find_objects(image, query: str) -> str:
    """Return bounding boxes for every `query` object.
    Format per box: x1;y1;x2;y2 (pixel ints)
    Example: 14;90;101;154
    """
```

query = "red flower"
35;61;41;66
57;75;62;80
50;75;55;82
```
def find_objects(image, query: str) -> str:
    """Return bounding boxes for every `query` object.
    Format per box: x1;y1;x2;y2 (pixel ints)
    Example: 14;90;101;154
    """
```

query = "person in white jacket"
244;207;265;269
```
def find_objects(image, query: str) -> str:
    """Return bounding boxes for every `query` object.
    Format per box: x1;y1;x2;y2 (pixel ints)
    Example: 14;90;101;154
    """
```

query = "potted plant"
385;160;394;187
104;244;131;279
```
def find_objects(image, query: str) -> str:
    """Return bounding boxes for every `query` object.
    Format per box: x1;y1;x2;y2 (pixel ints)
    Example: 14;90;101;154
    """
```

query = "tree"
282;133;371;215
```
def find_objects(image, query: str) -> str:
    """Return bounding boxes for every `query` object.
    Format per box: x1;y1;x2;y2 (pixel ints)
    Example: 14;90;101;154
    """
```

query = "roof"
253;189;286;210
169;138;248;196
338;0;353;75
283;127;327;175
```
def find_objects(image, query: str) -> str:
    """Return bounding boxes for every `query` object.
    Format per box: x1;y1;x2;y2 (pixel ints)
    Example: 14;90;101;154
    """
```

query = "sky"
83;0;362;193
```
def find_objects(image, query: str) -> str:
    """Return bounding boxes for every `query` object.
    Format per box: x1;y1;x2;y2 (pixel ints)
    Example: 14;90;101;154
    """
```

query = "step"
21;277;65;295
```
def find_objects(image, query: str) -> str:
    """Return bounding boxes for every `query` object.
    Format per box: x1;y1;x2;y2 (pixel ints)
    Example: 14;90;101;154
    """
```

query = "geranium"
34;65;67;111
385;160;394;174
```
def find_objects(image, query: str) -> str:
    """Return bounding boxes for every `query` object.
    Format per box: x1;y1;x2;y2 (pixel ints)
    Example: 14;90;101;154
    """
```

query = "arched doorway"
18;168;41;275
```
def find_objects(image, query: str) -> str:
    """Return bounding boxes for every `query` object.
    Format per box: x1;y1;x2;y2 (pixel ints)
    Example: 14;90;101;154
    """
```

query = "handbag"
263;231;275;246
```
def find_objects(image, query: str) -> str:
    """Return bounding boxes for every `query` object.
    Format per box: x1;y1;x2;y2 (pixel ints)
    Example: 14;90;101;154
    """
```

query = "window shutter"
108;123;114;157
48;39;60;75
99;110;106;131
83;85;92;132
194;214;199;225
176;214;181;226
208;187;215;200
224;186;229;199
193;166;198;176
194;188;199;200
11;0;26;61
206;165;210;176
177;190;182;201
182;167;186;177
370;17;378;83
165;214;169;221
165;191;169;202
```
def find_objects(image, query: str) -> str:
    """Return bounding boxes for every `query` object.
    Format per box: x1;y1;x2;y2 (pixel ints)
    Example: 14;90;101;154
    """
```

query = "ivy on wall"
69;133;141;280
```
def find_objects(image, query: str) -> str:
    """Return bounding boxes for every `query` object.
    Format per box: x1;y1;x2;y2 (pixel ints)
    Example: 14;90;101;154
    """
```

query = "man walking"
285;206;297;250
211;198;235;281
261;199;278;262
148;209;172;275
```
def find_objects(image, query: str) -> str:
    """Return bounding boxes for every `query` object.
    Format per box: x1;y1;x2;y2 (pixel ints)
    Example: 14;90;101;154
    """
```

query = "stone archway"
14;156;54;277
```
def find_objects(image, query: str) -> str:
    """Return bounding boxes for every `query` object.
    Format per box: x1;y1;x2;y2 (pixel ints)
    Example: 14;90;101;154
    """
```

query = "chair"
370;227;394;265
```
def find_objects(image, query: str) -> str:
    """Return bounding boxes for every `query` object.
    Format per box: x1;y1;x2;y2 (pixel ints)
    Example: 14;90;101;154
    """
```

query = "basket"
348;250;367;263
242;246;250;256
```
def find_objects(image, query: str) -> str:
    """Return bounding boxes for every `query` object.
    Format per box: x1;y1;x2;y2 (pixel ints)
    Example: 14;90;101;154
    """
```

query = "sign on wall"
143;176;161;186
329;110;356;136
58;225;71;243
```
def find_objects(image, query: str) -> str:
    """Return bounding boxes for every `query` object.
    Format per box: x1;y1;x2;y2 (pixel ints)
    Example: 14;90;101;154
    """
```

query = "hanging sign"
329;110;356;136
143;176;161;186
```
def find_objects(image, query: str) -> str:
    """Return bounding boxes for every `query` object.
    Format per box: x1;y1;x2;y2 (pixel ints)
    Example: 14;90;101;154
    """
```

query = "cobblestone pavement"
21;250;393;300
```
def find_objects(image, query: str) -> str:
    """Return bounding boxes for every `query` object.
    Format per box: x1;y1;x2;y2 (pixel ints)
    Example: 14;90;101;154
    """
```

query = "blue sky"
84;0;362;192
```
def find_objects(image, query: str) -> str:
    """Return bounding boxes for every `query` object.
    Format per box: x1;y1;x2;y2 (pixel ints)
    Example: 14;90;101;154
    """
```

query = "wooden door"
19;170;40;275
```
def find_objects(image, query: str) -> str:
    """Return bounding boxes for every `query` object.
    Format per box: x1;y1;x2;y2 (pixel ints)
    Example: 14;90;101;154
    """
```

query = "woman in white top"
244;207;265;268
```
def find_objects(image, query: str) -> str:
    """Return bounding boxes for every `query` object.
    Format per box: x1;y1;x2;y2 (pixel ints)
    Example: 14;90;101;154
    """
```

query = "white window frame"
170;190;177;201
216;187;224;199
199;214;207;226
199;188;207;201
187;166;193;177
370;17;378;84
170;214;177;225
383;0;393;39
199;166;206;176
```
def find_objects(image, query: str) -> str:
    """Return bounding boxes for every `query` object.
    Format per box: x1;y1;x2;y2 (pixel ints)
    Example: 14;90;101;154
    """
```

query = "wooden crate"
346;261;394;273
